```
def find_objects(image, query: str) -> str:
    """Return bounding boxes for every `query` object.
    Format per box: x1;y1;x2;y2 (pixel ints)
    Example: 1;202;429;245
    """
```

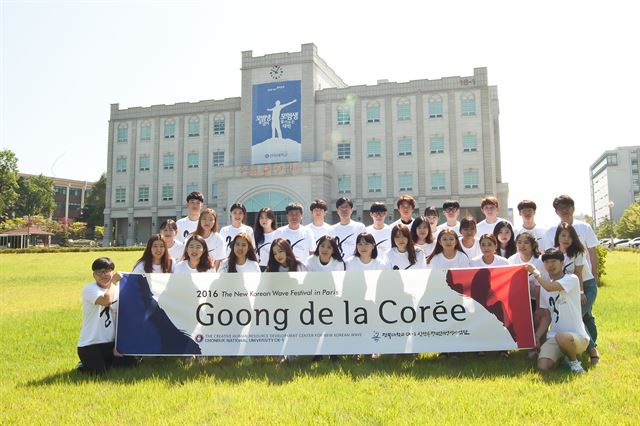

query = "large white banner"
116;267;535;356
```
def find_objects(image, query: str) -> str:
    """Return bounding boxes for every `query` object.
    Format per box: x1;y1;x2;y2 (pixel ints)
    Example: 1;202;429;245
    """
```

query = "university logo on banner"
251;80;301;164
116;267;535;356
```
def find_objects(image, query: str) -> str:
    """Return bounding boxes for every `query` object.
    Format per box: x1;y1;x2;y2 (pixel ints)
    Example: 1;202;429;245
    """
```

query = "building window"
188;117;200;137
164;119;176;139
69;188;82;197
607;154;618;166
367;175;382;193
115;187;126;204
116;156;127;173
162;185;173;201
399;174;413;192
163;153;175;170
429;95;443;118
55;186;67;196
213;115;225;135
212;151;225;167
338;176;351;194
429;135;445;154
367;139;381;158
462;133;478;152
461;93;476;116
431;172;445;190
117;124;128;143
138;186;149;202
397;98;411;121
337;106;351;125
464;171;480;189
139;154;150;171
211;183;219;200
337;143;351;160
367;101;380;123
186;183;198;194
398;137;412;156
187;152;199;168
140;122;151;141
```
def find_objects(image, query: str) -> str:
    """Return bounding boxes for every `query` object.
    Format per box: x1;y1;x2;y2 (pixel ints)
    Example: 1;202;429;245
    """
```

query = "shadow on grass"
23;351;589;387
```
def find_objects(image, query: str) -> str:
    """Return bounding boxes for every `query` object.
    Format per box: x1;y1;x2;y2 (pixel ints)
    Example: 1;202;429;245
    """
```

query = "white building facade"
590;145;640;228
104;44;508;246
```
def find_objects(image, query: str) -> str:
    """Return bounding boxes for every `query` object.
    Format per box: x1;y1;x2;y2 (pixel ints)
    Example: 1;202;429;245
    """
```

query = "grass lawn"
1;251;638;424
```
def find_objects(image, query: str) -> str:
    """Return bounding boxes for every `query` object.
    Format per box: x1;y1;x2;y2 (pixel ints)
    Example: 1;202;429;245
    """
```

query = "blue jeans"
582;278;598;350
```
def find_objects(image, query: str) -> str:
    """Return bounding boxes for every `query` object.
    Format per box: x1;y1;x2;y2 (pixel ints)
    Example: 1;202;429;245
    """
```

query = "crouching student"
174;235;216;273
526;248;591;374
218;233;261;272
77;257;138;374
306;235;345;271
132;235;174;273
346;232;385;270
266;238;308;272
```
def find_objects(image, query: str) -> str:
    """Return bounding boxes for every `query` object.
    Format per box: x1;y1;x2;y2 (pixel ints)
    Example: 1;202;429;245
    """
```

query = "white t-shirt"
459;237;481;259
273;225;316;261
390;218;414;231
202;232;226;261
346;256;385;271
539;274;590;339
542;220;598;266
306;255;345;272
515;225;546;247
416;242;436;258
219;224;255;257
386;247;427;270
176;216;199;243
166;239;184;262
218;259;261;273
563;252;595;281
78;283;118;347
329;220;366;260
436;221;460;235
470;255;510;267
476;218;511;238
254;231;276;267
307;222;332;242
366;224;392;255
273;263;308;272
131;261;173;274
174;260;216;273
427;251;470;269
508;253;545;299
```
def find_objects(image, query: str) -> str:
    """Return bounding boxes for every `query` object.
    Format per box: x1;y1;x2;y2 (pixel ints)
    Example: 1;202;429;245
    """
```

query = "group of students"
77;192;600;375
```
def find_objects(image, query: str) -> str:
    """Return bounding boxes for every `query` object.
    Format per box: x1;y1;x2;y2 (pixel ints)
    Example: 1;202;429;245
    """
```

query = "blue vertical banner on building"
252;80;301;164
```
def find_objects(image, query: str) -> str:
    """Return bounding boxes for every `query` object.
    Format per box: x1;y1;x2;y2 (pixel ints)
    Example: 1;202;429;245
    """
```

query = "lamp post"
608;200;615;247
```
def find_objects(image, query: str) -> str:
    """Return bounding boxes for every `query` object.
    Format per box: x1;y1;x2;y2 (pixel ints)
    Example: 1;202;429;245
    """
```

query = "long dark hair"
266;238;303;272
554;222;585;258
516;231;541;258
427;228;466;264
314;235;344;262
493;221;516;258
135;234;172;273
183;235;214;272
411;216;434;244
391;224;417;266
354;232;378;259
254;207;277;246
227;232;258;272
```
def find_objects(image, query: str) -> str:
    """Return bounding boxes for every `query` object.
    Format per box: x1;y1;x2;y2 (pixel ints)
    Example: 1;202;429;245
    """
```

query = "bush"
0;246;144;255
595;245;607;284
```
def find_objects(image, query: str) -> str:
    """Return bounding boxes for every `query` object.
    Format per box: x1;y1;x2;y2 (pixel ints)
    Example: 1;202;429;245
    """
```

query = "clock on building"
270;65;284;80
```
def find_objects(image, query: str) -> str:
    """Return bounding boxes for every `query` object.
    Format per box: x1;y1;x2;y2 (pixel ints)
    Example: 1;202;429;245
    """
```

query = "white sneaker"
569;360;586;374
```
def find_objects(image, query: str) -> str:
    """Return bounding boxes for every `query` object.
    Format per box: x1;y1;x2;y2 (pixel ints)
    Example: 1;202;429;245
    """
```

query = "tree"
0;149;19;221
78;173;105;228
615;202;640;238
14;175;56;219
596;218;615;240
69;221;88;239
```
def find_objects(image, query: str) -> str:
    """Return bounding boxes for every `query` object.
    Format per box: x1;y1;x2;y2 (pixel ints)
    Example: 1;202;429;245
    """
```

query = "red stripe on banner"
446;266;534;349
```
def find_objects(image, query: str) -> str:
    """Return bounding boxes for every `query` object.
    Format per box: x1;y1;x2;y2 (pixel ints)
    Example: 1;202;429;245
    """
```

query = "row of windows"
338;94;476;126
115;183;220;204
115;151;226;173
54;187;84;197
339;134;478;160
337;171;480;194
116;116;226;143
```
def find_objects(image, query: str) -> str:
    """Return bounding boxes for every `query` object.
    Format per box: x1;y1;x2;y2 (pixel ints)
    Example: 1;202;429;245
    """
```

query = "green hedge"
0;246;144;254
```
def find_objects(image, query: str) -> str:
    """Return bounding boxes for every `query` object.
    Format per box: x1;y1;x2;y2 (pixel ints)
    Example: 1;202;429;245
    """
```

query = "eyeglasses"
371;212;386;216
444;207;458;213
93;269;113;275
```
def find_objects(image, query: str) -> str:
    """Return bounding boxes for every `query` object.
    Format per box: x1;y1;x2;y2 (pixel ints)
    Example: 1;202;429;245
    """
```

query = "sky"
1;0;638;227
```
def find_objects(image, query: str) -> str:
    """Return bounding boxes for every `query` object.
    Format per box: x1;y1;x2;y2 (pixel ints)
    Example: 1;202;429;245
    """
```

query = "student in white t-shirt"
436;200;461;234
411;216;436;259
390;194;416;230
459;216;481;260
526;248;591;374
423;206;440;235
176;191;204;243
470;234;510;267
494;221;517;259
159;219;184;262
193;208;226;271
253;207;278;272
476;196;511;237
366;202;392;257
509;232;545;312
515;200;546;245
174;235;216;273
386;224;426;270
132;235;175;274
346;232;385;270
426;229;470;269
77;257;138;374
274;202;316;262
329;197;366;261
306;235;346;272
218;233;261;273
265;238;307;272
220;203;255;258
307;199;332;242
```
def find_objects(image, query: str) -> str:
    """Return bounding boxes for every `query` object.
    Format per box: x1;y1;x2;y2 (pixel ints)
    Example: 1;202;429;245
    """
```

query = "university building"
104;43;508;246
19;173;93;222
